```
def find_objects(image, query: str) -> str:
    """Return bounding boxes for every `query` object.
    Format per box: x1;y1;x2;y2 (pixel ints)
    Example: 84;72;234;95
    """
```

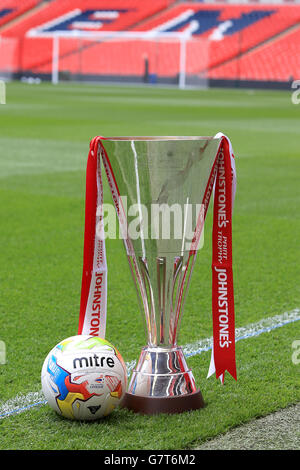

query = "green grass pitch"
0;82;299;450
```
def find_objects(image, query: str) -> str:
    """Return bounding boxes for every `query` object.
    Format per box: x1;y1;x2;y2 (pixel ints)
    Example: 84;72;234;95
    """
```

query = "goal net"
48;32;209;88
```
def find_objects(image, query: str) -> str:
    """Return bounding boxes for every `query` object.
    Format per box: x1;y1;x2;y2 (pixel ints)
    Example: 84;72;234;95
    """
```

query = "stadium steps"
240;20;300;56
0;1;46;33
208;19;300;74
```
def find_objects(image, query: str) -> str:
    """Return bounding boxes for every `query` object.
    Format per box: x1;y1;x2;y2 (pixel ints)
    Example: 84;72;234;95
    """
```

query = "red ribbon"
78;135;237;383
211;138;237;381
78;137;100;336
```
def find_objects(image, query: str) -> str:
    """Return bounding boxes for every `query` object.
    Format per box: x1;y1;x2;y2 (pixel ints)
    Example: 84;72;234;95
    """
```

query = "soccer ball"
41;335;127;420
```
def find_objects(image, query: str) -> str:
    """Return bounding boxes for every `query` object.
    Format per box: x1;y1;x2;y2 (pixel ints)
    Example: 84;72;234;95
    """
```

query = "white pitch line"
0;391;46;419
183;308;300;358
0;308;299;420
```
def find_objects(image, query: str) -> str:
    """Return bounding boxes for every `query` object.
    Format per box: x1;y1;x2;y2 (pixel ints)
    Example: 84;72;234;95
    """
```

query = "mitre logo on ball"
72;354;115;369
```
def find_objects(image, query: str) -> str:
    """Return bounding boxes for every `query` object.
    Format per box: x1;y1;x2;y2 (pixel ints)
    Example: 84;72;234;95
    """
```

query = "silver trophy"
101;137;221;414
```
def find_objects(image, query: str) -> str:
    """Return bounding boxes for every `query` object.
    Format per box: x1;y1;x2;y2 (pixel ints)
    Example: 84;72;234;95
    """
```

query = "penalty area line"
0;308;299;420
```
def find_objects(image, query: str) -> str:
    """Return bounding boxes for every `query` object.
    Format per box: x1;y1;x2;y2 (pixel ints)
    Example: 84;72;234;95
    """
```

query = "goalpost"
0;36;18;82
48;31;209;89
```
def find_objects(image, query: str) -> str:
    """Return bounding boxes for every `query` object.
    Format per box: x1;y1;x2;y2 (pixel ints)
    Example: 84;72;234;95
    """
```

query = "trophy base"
121;389;205;415
121;346;205;414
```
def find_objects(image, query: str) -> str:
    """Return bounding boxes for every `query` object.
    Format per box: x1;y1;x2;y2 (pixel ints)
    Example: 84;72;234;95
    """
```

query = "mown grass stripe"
0;309;299;420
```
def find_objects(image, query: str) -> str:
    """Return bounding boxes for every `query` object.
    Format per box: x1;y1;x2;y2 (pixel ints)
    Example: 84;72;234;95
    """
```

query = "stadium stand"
133;3;300;73
1;0;171;37
209;24;300;82
1;0;171;75
0;0;38;28
0;0;299;86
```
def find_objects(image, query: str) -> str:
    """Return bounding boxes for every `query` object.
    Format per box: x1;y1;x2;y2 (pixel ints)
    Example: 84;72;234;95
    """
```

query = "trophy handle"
139;257;157;346
132;254;194;349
